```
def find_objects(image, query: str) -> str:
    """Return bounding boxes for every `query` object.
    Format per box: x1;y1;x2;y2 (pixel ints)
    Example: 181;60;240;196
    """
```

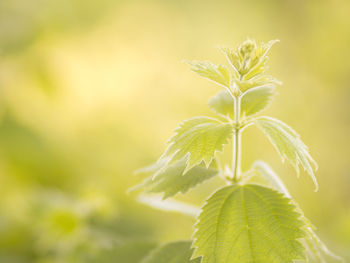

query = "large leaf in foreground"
250;161;343;262
255;116;318;191
142;241;200;263
164;117;233;173
132;158;218;199
193;184;306;263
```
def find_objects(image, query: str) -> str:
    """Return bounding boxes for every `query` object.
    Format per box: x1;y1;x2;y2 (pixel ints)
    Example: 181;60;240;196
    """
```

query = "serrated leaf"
255;116;318;191
241;85;275;116
132;158;218;199
142;241;201;263
249;161;343;262
193;184;306;263
187;61;231;88
164;117;233;173
208;85;275;119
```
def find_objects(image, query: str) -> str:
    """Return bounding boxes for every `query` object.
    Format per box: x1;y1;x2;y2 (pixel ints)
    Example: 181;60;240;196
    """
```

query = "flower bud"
239;39;257;59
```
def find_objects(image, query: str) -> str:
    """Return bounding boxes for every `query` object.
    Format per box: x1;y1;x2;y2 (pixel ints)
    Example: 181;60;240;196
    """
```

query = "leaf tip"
126;184;140;195
313;180;319;192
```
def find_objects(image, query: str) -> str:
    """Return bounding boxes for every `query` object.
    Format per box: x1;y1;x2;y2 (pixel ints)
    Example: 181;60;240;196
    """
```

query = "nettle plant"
131;40;342;263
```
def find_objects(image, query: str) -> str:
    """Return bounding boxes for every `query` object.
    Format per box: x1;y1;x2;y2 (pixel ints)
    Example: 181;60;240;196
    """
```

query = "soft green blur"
0;0;349;262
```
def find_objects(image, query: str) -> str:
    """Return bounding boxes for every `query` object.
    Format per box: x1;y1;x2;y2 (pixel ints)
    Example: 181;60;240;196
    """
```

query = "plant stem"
232;94;241;182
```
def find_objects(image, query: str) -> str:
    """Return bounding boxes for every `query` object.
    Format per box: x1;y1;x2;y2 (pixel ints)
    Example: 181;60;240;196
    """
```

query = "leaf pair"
133;113;318;199
208;84;275;119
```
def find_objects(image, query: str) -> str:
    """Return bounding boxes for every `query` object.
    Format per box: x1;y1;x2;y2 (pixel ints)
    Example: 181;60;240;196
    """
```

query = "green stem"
232;95;241;182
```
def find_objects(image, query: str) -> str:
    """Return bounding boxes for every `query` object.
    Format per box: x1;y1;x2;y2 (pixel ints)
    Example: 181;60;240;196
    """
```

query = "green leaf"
208;85;274;119
241;85;275;117
132;158;219;199
142;241;200;263
220;40;281;93
250;162;343;262
221;39;279;79
164;117;233;173
187;61;231;88
219;47;240;78
237;74;281;92
193;184;306;263
255;116;318;191
242;39;279;80
208;90;235;119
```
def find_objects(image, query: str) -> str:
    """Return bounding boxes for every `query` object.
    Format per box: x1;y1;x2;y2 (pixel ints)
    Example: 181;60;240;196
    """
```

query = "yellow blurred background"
0;0;349;262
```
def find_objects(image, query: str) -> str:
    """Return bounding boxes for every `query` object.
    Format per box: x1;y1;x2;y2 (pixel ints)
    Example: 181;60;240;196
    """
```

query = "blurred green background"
0;0;349;262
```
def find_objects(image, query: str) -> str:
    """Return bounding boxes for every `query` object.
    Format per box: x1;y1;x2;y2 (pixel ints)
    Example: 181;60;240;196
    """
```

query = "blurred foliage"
0;0;349;262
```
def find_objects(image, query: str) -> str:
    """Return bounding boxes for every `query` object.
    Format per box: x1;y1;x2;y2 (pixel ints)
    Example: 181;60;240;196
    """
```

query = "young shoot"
130;39;342;263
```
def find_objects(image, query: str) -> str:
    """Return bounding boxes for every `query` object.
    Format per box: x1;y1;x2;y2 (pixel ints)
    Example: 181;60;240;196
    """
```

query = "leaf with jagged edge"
254;116;319;191
141;241;201;263
192;184;306;263
164;117;233;174
131;158;219;199
241;85;275;117
250;161;343;263
208;85;275;119
187;61;231;88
